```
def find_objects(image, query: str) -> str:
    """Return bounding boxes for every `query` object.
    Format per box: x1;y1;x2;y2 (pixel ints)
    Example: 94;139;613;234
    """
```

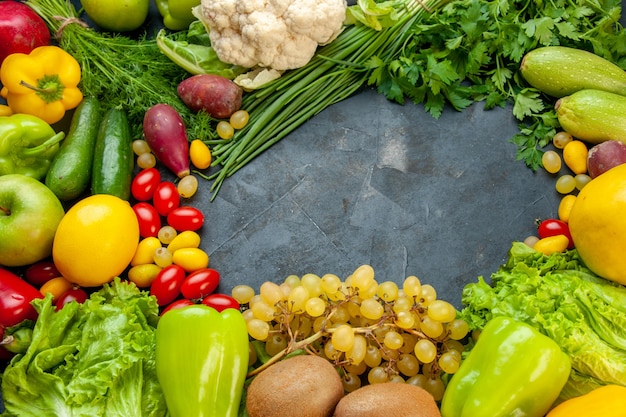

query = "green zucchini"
520;46;626;98
91;107;134;200
556;89;626;145
45;97;102;201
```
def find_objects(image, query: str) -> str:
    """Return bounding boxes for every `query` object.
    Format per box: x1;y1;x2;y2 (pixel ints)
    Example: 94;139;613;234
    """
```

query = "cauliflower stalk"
199;0;347;72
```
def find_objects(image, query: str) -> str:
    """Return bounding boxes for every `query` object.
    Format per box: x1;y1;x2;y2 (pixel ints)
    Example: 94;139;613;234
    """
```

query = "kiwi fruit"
246;354;344;417
332;382;441;417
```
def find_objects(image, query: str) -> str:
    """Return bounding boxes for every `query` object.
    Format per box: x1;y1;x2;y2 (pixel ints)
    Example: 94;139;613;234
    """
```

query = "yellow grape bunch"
231;265;470;401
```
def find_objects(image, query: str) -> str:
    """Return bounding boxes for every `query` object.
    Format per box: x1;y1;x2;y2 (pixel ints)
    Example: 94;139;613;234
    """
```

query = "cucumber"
520;46;626;98
556;89;626;145
45;97;102;201
91;108;134;200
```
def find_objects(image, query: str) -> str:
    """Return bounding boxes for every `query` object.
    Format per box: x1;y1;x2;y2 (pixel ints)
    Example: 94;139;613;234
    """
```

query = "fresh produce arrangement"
2;0;626;415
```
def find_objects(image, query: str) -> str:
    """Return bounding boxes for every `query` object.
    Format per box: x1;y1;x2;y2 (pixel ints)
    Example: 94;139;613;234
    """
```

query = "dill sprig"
25;0;214;139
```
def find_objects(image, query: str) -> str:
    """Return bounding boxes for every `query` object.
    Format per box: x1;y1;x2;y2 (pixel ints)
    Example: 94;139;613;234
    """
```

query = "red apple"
0;1;51;66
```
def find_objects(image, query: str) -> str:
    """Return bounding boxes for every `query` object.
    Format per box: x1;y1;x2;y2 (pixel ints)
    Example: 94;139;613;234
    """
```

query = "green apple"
0;174;65;267
80;0;150;32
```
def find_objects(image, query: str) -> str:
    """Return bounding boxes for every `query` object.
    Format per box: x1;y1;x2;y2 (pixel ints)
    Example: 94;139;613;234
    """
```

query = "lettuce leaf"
0;279;166;417
460;242;626;402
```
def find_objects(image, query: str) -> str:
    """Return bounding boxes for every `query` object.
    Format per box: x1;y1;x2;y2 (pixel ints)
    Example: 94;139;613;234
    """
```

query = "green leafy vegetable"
0;279;166;417
460;242;626;404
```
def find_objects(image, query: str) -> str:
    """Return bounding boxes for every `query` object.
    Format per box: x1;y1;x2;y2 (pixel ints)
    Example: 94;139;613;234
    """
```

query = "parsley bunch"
375;0;626;169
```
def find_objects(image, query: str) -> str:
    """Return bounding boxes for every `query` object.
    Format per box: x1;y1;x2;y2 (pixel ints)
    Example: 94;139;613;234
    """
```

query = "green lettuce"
0;279;167;417
460;242;626;402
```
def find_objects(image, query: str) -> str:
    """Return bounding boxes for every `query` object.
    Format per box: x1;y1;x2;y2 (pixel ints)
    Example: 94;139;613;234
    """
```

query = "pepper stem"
19;80;57;95
19;132;66;157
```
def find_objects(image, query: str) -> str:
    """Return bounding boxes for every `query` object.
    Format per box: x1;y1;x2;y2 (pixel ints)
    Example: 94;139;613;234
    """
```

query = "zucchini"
45;97;102;201
91;107;134;200
520;46;626;98
556;89;626;145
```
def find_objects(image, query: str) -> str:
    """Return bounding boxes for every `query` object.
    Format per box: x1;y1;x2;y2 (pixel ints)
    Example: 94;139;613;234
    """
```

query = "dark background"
13;0;626;308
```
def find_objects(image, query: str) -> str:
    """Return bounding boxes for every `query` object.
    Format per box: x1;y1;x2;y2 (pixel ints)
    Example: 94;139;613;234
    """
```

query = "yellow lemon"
569;163;626;285
52;194;139;287
80;0;149;32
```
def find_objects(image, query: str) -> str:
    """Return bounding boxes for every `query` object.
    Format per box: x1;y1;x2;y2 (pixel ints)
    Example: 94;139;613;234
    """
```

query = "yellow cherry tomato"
0;104;12;116
52;194;140;287
189;139;212;169
131;236;162;266
128;264;162;288
562;140;588;175
167;230;201;253
39;276;74;301
533;235;569;256
558;194;577;223
171;247;209;272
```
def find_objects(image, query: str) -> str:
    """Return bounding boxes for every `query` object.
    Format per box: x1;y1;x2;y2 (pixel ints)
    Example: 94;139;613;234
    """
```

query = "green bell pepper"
441;316;571;417
156;0;200;31
0;114;65;180
155;304;249;417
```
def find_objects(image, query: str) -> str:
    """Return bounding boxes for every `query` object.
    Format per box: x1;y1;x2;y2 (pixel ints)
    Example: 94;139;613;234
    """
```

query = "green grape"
216;120;234;139
406;374;428;389
367;366;389;384
248;294;262;308
324;341;341;360
136;152;156;169
443;339;465;353
247;318;270;340
346;300;361;319
395;310;415;329
447;319;470;340
265;333;288;356
231;284;255;304
399;333;418;354
157;225;177;244
251;300;276;322
575;173;592;190
300;273;322;297
290;316;312;339
420;316;444;339
153;247;172;268
414;339;437;363
360;298;384;320
383;330;404;350
359;281;379;299
424;377;446;401
332;304;351;323
342;371;362;393
331;324;355;352
392;296;412;313
397;353;420;377
287;285;309;312
420;284;437;305
350;264;375;293
260;281;283;305
132;139;151;155
389;374;405;383
541;150;562;174
320;273;342;295
248;342;258;365
553;131;573;149
403;275;422;299
177;174;198;198
283;274;300;288
345;334;367;365
242;308;255;321
313;316;326;333
378;280;399;302
305;297;326;317
364;345;382;368
427;300;457;323
556;174;576;194
344;360;368;375
229;109;249;129
438;351;461;374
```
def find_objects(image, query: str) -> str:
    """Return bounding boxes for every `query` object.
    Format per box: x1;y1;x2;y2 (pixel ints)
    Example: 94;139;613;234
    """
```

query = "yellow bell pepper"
0;45;82;124
546;385;626;417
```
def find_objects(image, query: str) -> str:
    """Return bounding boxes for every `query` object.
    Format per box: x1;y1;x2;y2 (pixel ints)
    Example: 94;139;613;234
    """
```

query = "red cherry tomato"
201;293;240;312
24;261;61;286
538;218;574;249
167;206;205;232
150;265;186;306
131;168;161;201
133;202;162;238
0;268;43;327
161;298;195;315
181;268;220;300
55;288;89;311
153;181;180;216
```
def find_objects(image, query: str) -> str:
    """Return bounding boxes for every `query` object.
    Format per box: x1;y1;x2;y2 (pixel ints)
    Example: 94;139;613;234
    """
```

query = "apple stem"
19;132;66;158
0;206;9;216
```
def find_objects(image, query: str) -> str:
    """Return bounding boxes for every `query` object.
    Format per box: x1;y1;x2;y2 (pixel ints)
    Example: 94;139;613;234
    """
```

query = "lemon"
80;0;149;32
569;163;626;285
52;194;139;287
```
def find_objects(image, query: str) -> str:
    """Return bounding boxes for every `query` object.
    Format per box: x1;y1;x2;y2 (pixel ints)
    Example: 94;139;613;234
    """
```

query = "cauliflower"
199;0;347;71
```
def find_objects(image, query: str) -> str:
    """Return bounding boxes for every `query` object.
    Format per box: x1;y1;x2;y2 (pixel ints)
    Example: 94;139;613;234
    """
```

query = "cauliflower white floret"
200;0;347;71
